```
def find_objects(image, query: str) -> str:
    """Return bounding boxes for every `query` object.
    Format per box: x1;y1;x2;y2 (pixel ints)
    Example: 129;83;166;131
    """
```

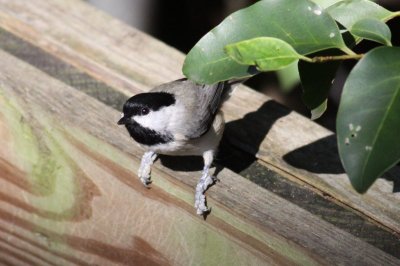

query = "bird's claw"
195;193;210;215
194;173;217;215
140;176;152;187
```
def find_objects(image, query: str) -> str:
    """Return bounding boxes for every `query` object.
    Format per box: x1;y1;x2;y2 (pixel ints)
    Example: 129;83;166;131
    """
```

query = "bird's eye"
141;107;149;115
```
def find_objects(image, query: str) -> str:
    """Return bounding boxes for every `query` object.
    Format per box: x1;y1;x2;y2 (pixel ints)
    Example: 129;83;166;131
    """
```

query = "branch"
302;54;364;63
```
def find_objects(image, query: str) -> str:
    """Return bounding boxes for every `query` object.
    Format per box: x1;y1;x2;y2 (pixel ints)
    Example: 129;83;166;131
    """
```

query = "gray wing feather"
152;78;231;139
191;81;227;138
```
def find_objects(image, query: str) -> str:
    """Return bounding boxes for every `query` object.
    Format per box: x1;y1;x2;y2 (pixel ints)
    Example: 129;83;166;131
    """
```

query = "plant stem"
302;54;363;63
311;54;363;63
341;46;357;56
388;11;400;20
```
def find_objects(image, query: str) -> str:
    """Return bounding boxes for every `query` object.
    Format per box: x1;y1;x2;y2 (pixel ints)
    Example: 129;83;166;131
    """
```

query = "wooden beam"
0;0;398;235
0;43;398;264
0;0;399;263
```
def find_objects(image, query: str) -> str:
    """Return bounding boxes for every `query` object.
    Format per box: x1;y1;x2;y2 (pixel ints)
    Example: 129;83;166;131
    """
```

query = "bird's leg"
138;151;157;187
195;150;217;215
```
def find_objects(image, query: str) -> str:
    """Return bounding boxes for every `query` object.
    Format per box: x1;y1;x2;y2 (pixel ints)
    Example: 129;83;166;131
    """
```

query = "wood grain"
0;0;398;235
0;51;286;265
0;0;400;264
0;47;399;264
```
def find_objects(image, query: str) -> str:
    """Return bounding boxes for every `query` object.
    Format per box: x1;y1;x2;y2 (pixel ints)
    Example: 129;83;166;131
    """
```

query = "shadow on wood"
382;171;400;193
219;100;290;173
283;135;400;193
283;135;345;175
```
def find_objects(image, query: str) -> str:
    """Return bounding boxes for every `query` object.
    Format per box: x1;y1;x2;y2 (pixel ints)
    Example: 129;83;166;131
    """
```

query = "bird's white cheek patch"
134;105;175;132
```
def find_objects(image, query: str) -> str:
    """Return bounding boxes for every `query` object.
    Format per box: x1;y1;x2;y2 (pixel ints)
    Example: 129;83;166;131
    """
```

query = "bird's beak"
117;116;129;125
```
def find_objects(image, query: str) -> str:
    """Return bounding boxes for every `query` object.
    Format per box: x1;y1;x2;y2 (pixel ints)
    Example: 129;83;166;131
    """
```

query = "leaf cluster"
183;0;400;193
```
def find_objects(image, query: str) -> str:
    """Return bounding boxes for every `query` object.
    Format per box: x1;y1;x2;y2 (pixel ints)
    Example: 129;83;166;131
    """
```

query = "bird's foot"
194;171;217;215
138;151;157;187
194;193;210;215
139;175;152;187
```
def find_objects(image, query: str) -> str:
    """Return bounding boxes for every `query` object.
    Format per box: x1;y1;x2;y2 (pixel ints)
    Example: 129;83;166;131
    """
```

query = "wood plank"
0;0;183;95
2;27;399;258
0;51;291;265
0;0;398;234
1;49;399;264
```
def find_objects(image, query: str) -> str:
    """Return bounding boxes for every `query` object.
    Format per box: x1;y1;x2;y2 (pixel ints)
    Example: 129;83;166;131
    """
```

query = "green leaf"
310;99;328;120
311;0;343;9
327;0;394;29
337;47;400;193
350;18;392;46
225;37;305;71
299;49;341;118
183;0;347;84
311;0;378;9
276;62;300;92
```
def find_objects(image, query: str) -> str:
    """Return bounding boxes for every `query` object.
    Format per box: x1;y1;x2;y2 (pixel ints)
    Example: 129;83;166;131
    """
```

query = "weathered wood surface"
0;0;399;265
1;45;399;265
0;0;398;235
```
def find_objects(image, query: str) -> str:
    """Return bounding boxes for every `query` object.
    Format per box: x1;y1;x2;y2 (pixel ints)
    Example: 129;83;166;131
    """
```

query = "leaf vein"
359;77;400;185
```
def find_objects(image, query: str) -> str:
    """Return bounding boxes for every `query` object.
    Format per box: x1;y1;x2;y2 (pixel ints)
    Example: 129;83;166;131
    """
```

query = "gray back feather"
151;78;232;139
192;81;227;138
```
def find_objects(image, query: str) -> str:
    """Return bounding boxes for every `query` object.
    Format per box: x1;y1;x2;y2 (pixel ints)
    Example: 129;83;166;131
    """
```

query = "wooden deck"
0;0;399;265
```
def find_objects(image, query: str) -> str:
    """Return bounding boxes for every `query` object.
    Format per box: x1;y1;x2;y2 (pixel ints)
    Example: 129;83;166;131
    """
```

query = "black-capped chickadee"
118;78;234;215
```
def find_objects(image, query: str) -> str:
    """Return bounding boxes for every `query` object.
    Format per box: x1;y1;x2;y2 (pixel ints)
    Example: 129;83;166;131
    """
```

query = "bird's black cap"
117;91;175;146
118;92;175;125
124;92;175;114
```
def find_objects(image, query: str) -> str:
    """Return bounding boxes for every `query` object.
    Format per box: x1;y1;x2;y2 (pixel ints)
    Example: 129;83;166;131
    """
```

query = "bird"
117;78;235;215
